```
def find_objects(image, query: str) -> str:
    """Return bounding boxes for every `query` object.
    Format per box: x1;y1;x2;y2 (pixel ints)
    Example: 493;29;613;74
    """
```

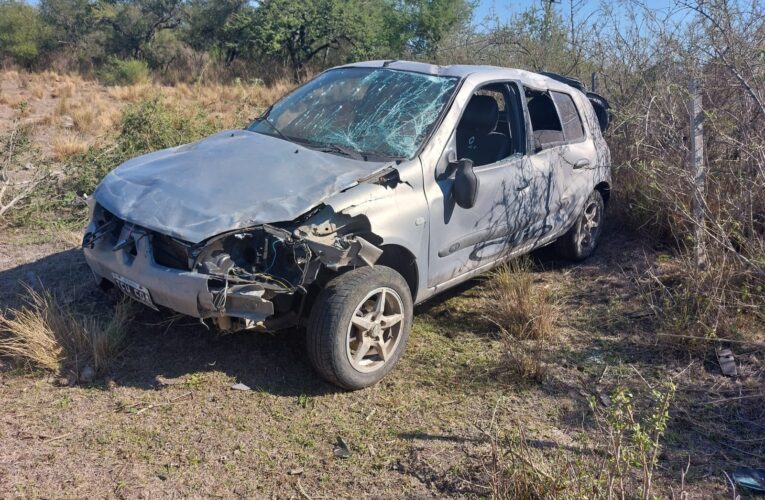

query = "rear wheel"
306;266;413;390
554;190;604;261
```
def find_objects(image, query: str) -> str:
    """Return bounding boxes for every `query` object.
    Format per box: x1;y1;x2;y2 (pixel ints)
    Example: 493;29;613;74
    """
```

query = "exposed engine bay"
83;203;383;333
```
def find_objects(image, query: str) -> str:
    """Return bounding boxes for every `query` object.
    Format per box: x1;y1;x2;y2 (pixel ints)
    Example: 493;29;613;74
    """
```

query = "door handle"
573;158;591;170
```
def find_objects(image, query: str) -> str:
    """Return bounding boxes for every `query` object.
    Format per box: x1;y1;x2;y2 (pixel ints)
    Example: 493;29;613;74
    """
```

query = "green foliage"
183;0;248;53
589;381;676;499
0;1;50;66
483;382;675;498
1;0;472;79
39;0;97;49
98;57;150;86
245;0;383;81
118;96;218;154
387;0;471;57
93;0;185;58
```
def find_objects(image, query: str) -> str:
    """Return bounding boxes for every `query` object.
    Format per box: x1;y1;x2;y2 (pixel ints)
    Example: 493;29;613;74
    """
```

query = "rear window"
552;91;585;142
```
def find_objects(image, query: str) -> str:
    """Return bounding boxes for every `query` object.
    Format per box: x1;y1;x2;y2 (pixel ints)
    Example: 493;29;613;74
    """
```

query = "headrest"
459;95;498;133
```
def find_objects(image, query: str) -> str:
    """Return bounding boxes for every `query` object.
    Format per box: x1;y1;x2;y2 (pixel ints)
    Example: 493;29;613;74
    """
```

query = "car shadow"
0;219;646;401
0;247;338;397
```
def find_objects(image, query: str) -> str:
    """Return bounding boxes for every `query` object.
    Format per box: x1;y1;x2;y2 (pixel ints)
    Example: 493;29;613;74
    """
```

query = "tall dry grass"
51;131;89;159
0;285;132;378
483;258;559;341
481;258;560;381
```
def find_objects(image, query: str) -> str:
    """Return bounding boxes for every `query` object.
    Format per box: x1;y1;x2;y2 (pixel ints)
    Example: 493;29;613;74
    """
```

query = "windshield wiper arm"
257;115;289;143
316;142;365;161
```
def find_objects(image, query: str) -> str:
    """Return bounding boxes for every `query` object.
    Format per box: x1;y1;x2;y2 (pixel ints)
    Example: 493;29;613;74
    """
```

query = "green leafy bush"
0;1;50;66
98;58;150;86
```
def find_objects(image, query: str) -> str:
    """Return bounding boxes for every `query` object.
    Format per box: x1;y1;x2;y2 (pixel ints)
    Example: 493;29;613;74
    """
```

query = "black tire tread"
306;266;411;390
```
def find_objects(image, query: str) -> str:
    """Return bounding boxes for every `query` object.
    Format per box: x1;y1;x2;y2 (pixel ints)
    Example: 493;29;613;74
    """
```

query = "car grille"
152;233;192;270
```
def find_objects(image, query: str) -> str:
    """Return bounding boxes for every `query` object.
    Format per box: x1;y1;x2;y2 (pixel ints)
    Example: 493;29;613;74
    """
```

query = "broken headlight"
192;225;316;292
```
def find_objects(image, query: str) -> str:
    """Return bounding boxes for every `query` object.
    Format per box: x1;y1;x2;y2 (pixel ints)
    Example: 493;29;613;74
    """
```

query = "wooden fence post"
689;78;707;270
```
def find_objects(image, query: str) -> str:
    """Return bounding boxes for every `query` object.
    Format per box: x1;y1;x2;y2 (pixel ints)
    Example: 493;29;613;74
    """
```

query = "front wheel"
553;190;605;261
306;266;413;390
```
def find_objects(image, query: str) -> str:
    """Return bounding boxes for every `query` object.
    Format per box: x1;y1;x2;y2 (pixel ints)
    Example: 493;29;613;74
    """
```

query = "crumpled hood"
94;130;388;243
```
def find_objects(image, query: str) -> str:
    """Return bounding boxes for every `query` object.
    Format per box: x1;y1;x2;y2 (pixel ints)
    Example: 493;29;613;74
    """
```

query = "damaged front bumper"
82;203;381;331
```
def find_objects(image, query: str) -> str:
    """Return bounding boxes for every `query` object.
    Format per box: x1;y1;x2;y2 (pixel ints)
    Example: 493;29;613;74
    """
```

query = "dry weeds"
51;131;89;159
483;257;559;341
0;284;132;376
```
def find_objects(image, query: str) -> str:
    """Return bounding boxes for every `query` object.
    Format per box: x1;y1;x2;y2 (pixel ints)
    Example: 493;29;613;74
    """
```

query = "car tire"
306;266;413;390
554;190;605;261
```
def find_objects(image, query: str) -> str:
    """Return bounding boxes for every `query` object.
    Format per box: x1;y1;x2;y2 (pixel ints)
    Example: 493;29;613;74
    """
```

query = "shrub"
98;58;150;86
478;382;676;499
118;96;218;155
482;257;558;341
0;1;50;66
13;95;221;229
0;285;133;378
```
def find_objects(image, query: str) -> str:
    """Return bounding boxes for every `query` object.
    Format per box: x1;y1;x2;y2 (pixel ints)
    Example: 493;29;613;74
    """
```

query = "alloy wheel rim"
346;287;405;373
578;200;602;252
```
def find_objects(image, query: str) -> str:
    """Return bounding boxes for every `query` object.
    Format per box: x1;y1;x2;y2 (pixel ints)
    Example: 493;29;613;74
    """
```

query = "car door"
424;82;541;288
523;87;596;241
549;90;597;229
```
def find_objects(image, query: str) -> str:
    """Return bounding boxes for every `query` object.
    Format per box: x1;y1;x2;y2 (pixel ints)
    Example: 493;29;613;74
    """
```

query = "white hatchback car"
83;61;612;389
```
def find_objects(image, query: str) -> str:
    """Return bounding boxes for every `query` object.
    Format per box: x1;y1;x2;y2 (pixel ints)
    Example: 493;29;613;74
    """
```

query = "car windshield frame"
247;67;461;161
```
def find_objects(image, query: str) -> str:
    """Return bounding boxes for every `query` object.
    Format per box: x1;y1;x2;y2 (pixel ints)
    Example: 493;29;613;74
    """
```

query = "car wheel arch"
595;181;611;207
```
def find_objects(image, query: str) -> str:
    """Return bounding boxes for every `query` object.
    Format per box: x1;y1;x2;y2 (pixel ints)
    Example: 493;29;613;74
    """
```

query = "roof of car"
336;60;577;93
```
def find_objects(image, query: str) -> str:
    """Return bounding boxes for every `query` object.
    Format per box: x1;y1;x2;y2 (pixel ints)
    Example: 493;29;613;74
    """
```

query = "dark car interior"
456;83;523;167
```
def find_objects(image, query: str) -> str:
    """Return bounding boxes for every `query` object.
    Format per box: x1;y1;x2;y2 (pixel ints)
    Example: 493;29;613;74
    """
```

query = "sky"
471;0;682;26
22;0;688;26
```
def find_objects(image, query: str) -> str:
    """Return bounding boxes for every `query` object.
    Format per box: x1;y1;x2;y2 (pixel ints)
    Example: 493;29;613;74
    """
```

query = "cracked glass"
248;67;459;160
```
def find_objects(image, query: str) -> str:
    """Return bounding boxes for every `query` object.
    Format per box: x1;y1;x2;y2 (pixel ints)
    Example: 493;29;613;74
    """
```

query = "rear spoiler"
540;71;611;133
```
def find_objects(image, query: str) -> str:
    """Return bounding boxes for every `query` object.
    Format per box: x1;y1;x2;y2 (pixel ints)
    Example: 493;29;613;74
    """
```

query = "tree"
0;1;50;66
94;0;185;59
39;0;96;49
387;0;472;58
248;0;393;82
183;0;247;53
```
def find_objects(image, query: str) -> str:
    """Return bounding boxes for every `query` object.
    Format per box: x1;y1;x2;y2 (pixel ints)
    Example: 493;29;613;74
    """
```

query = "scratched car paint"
82;61;612;389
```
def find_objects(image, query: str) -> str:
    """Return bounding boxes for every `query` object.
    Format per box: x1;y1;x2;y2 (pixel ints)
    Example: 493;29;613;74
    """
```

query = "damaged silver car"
83;61;612;389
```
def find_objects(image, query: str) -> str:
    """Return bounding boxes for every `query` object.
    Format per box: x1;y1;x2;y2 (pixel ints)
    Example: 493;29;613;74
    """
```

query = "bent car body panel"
94;129;388;243
84;60;612;331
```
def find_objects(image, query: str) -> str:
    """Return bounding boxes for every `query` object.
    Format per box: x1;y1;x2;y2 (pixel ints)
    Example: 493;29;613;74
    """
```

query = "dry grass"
481;258;560;382
28;82;45;100
106;83;154;102
483;257;559;341
52;131;89;159
0;285;132;377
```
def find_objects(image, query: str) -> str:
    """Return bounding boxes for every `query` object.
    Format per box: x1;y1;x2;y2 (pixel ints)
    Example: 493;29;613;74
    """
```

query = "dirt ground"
2;220;761;498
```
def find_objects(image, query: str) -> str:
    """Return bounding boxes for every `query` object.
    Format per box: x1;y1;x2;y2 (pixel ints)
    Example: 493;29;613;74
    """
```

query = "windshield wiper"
316;143;365;161
255;113;289;143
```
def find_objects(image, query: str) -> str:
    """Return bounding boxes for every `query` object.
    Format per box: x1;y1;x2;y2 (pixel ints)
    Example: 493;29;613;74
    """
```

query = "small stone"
231;382;251;391
333;437;351;459
289;468;304;475
61;115;74;128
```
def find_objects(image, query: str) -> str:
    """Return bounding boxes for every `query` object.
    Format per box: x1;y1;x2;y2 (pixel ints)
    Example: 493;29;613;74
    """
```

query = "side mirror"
452;158;479;209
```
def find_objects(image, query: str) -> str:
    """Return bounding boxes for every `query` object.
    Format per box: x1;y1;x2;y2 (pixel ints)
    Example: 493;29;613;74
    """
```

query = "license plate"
112;273;157;310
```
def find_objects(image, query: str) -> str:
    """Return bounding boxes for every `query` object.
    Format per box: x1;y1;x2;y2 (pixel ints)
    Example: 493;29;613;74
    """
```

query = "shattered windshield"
248;67;459;160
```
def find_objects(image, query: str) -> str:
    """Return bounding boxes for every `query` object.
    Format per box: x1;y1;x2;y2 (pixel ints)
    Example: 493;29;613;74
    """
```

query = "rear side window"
526;89;564;150
551;91;585;142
